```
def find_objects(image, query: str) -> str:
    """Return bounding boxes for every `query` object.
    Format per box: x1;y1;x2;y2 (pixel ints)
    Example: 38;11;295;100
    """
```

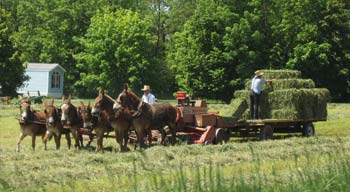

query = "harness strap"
131;101;145;118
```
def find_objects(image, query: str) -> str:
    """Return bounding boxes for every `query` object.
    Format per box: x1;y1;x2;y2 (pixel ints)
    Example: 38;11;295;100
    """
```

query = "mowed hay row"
244;79;315;91
269;88;330;120
261;69;301;79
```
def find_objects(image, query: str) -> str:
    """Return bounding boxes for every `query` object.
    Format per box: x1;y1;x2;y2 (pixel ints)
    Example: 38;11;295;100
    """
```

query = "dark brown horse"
17;96;47;152
43;98;71;150
77;101;94;147
92;89;131;152
60;95;81;149
114;84;177;148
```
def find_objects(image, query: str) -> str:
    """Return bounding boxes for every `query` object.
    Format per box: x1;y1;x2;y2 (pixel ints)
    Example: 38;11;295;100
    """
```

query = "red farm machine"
173;91;230;144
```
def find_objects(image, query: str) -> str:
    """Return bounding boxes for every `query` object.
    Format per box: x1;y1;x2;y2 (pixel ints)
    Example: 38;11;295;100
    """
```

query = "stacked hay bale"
219;98;248;120
227;70;330;120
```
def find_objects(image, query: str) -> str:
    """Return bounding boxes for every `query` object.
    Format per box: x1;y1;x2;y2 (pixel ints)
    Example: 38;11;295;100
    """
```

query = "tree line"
0;0;349;101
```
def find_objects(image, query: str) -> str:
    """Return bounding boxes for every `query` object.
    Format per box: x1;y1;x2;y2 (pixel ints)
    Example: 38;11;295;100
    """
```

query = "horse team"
17;84;178;152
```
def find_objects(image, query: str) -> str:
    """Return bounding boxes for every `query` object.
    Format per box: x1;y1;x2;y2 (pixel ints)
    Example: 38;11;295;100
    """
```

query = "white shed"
17;63;66;98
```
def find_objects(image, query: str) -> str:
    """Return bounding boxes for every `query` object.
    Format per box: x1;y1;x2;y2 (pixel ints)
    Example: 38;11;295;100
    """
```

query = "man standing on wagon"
141;85;156;104
250;70;272;119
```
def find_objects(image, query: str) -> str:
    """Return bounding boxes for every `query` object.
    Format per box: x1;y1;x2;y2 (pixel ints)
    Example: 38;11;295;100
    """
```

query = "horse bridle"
62;103;79;126
45;104;60;125
117;91;145;118
79;107;93;129
19;101;34;124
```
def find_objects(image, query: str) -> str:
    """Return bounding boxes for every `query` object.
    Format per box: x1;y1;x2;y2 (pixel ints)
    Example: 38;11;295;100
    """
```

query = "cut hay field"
0;101;350;192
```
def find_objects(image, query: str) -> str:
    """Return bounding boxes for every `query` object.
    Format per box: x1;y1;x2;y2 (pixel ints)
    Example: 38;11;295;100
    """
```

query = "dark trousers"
250;90;261;119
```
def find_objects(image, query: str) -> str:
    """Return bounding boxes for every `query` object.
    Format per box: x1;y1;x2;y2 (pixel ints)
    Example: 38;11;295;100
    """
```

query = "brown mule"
115;84;177;149
78;102;94;147
16;96;47;152
43;98;71;150
60;95;81;149
92;89;131;152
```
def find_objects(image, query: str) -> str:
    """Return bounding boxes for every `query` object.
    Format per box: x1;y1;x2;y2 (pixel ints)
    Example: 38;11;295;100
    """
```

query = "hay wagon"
172;91;326;145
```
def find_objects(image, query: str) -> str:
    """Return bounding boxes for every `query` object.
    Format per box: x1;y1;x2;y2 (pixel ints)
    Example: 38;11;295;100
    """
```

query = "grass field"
0;101;349;191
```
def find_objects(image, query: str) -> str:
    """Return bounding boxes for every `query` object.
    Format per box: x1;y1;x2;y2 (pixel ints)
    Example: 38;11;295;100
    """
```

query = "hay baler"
174;91;230;144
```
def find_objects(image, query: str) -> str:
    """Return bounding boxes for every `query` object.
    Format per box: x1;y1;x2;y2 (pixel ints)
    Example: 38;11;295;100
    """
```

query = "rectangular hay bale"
269;88;329;120
218;98;248;118
260;70;301;79
233;90;270;119
245;79;315;91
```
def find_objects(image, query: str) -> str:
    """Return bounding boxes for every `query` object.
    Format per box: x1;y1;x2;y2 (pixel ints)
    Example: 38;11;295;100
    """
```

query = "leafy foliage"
75;10;159;96
0;8;27;96
0;0;348;100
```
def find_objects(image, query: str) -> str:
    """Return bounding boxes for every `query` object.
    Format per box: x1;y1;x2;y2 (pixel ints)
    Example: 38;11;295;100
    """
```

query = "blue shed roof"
26;63;66;72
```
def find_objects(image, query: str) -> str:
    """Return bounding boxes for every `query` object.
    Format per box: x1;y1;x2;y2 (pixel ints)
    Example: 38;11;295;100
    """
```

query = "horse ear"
43;99;47;107
80;101;85;107
88;101;91;107
51;97;54;105
124;83;128;91
61;95;65;103
27;95;30;101
68;94;72;102
99;88;104;96
19;95;23;102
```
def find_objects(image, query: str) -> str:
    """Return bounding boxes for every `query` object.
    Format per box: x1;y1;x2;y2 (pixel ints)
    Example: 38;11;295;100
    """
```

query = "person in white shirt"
250;71;272;119
141;85;156;104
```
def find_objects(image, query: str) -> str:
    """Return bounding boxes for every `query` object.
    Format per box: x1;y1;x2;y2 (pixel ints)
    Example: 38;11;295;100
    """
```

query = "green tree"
167;0;235;101
9;0;105;94
271;0;350;98
75;10;159;96
0;8;27;96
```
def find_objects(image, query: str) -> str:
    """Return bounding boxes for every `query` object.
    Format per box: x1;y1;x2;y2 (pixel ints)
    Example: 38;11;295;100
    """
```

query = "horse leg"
71;128;81;150
133;130;141;150
169;122;177;145
42;133;47;150
115;130;124;152
16;133;26;152
87;129;93;147
31;134;36;151
54;134;61;150
138;128;147;149
123;129;129;151
78;131;84;148
65;131;71;149
158;126;167;146
95;128;104;152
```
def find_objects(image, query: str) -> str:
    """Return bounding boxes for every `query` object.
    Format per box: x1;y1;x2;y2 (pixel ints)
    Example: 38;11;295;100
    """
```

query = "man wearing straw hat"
250;70;271;119
141;85;156;104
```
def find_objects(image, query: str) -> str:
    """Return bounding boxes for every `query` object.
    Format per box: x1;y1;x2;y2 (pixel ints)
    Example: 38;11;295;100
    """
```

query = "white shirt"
141;93;156;104
251;76;266;94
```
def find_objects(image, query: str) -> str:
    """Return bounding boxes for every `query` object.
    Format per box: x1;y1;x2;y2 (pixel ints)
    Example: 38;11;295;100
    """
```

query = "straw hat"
141;85;151;91
255;70;264;77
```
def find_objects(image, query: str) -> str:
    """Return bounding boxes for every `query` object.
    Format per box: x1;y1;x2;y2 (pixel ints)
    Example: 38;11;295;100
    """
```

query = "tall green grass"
0;102;350;191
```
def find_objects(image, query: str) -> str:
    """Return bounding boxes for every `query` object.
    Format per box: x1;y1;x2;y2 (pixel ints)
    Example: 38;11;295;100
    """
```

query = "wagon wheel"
302;123;315;137
213;128;230;144
259;125;273;140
